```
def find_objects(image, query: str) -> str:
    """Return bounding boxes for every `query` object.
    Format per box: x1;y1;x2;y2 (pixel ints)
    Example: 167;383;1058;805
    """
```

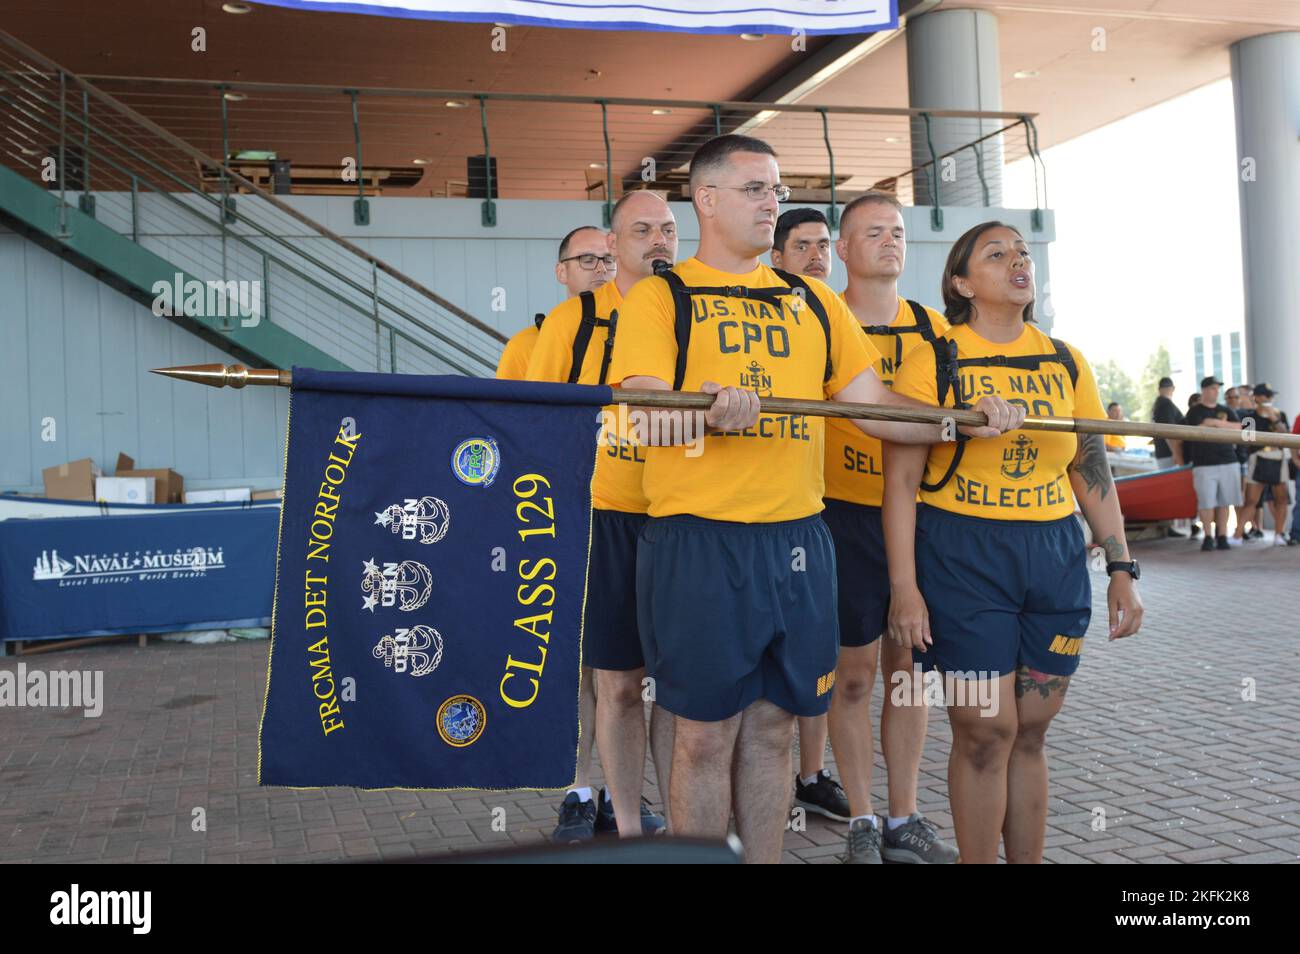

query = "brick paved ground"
2;533;1297;864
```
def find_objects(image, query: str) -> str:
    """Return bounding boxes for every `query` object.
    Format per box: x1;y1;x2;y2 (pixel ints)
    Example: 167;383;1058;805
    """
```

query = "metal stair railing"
0;29;506;377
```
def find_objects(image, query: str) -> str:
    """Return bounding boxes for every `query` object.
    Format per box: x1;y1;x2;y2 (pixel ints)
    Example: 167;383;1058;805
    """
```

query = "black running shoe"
1165;527;1186;538
595;787;666;836
1248;528;1265;540
1201;537;1215;552
794;769;851;822
552;791;597;844
1190;524;1201;537
1216;535;1231;551
842;818;883;864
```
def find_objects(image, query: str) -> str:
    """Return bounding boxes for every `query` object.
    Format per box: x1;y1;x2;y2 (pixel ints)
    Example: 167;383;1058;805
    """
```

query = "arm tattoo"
1099;533;1125;562
1015;666;1071;700
1070;432;1113;501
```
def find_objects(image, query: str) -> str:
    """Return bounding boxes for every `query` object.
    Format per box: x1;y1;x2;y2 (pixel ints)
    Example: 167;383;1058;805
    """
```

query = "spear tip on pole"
149;364;288;388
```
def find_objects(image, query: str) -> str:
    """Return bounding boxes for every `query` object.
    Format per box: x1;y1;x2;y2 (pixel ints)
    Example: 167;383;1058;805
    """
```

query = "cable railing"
0;29;506;377
76;76;1047;232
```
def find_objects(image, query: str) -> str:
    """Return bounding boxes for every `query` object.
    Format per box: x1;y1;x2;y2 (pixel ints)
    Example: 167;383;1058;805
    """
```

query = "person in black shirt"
1150;377;1184;469
1184;376;1244;551
1240;384;1292;547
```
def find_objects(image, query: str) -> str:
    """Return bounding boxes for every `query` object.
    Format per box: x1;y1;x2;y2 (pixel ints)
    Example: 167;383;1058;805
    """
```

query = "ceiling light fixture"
445;100;468;109
222;3;253;14
884;136;901;143
651;108;672;115
412;158;431;165
740;33;765;41
222;91;247;102
1013;69;1040;79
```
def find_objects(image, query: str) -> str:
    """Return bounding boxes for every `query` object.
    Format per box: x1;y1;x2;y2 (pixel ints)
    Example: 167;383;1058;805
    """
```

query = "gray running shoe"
842;817;883;864
881;814;959;864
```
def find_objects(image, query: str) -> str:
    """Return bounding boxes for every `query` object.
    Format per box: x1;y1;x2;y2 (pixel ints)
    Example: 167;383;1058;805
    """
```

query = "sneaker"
1249;528;1265;540
1165;527;1186;538
1201;537;1215;552
1274;534;1289;548
594;788;666;836
594;787;617;835
552;791;597;844
794;770;851;822
881;814;959;864
1216;535;1231;551
1288;535;1300;547
842;817;883;864
1190;524;1201;537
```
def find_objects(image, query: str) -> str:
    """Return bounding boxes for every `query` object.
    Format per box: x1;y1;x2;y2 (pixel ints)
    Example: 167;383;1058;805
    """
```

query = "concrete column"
906;7;1005;208
1230;32;1300;408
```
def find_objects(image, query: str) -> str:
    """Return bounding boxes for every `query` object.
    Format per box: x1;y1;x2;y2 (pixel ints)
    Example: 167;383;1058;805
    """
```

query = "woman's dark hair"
940;220;1035;325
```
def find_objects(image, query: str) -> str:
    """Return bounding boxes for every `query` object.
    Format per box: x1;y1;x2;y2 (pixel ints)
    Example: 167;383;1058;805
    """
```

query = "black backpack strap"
919;337;969;494
598;308;619;386
659;270;694;392
533;312;546;330
772;268;832;385
1049;337;1078;389
905;300;937;342
568;291;612;384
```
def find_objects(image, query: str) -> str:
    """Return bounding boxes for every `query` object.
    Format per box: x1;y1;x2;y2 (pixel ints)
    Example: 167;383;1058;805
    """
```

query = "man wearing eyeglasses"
609;134;1023;863
528;195;678;842
496;226;612;380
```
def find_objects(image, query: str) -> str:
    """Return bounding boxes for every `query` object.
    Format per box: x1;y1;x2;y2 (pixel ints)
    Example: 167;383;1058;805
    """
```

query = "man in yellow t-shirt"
526;191;677;842
815;191;957;864
495;226;611;380
1104;402;1126;451
608;135;1022;863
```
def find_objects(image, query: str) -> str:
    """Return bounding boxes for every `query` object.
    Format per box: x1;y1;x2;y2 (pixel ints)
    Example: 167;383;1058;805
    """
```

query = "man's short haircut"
610;189;666;232
558;225;603;261
839;190;904;235
688;134;778;200
773;208;829;254
1107;401;1121;411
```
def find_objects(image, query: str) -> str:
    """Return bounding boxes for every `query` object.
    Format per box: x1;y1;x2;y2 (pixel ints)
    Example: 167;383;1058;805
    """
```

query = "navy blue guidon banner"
249;1;898;35
259;368;608;791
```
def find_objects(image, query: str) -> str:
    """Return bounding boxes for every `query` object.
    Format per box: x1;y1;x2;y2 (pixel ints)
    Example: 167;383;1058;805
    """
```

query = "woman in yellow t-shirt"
883;222;1144;864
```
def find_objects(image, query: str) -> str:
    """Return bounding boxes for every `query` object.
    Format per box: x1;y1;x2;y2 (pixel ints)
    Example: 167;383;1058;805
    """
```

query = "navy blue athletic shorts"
820;498;889;648
636;513;840;722
914;504;1091;678
582;508;648;671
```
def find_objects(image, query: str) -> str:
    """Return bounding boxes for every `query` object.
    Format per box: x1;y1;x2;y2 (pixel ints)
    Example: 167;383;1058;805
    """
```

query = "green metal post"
600;100;613;228
712;104;722;137
817;108;838;228
57;70;67;237
478;95;496;227
921;112;943;232
1024;117;1045;232
219;86;235;224
129;175;138;242
350;90;369;226
78;88;94;217
967;143;989;207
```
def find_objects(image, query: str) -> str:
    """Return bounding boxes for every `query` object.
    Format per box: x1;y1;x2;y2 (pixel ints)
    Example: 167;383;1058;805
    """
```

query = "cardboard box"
114;453;184;503
185;487;252;504
251;489;282;500
95;476;156;504
42;458;102;501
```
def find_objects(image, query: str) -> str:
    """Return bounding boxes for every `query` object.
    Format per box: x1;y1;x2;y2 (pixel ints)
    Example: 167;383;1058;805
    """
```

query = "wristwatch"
1105;560;1140;581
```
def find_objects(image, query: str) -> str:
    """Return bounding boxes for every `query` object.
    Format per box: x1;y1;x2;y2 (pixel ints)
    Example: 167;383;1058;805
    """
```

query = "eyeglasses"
559;253;617;270
707;182;792;203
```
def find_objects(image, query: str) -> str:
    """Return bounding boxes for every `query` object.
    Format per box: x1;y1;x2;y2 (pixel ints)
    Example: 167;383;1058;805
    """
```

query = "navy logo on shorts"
1000;434;1038;481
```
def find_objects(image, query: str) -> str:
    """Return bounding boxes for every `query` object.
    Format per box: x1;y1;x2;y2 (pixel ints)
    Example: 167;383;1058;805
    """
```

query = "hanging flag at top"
249;1;898;35
258;368;606;791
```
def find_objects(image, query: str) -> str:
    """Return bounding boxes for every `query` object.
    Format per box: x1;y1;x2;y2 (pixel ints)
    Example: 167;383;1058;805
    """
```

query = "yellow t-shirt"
824;297;950;508
525;282;648;514
495;324;539;381
609;258;878;523
1104;433;1125;451
892;322;1107;522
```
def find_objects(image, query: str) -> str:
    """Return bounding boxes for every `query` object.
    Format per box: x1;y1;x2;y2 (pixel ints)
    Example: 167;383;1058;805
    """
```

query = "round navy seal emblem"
451;437;501;487
437;694;487;748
